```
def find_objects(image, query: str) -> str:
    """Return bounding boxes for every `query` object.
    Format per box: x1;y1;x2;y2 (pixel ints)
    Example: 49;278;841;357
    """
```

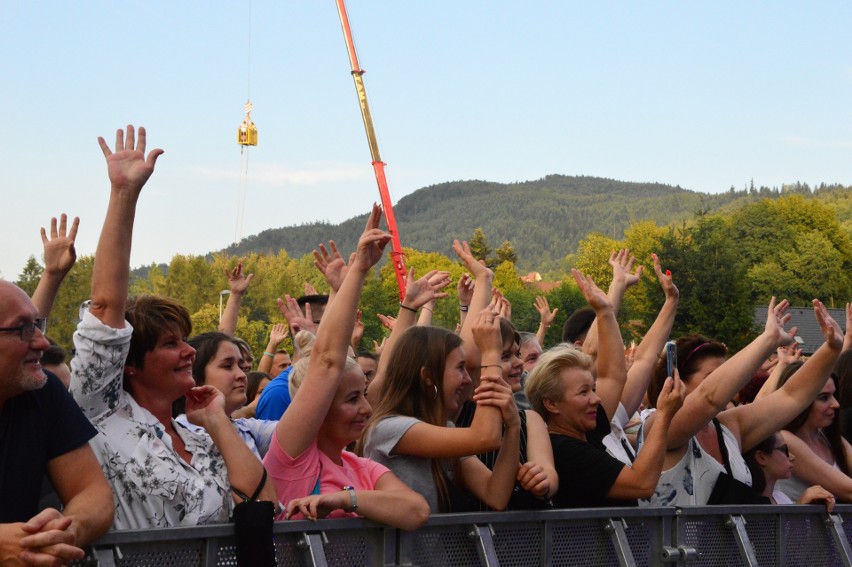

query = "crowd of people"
2;123;852;564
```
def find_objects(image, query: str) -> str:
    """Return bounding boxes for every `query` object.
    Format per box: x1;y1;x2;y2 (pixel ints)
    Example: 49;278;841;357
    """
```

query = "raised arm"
844;303;852;352
366;268;450;406
90;125;163;328
534;296;557;347
257;323;288;375
656;297;796;450
457;273;475;329
608;372;685;499
572;269;626;421
731;299;843;452
313;240;353;305
218;262;253;336
454;240;494;375
754;344;802;401
31;214;79;318
275;205;390;458
620;253;678;416
583;249;643;358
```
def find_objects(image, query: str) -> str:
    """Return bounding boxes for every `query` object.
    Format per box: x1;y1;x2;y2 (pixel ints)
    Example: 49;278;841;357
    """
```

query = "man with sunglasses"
0;280;113;564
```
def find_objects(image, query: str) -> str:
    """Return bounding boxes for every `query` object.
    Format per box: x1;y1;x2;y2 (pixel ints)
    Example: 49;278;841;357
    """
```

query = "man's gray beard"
18;367;47;391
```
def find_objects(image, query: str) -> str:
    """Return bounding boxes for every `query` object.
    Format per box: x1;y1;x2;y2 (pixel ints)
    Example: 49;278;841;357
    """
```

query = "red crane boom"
334;0;408;300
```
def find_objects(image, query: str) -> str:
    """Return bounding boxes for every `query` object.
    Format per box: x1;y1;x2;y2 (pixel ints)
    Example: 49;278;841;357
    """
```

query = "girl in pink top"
263;205;429;530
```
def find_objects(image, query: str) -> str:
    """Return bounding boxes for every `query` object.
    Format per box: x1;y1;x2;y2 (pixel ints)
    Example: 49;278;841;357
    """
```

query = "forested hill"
220;175;789;272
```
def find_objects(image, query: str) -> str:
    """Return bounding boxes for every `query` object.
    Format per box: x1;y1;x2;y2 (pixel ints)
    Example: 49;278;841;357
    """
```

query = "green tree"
495;240;518;265
469;228;491;262
16;256;43;297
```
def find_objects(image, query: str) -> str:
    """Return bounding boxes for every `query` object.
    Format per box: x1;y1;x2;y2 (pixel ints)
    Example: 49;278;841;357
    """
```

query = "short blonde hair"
525;344;594;419
289;355;360;400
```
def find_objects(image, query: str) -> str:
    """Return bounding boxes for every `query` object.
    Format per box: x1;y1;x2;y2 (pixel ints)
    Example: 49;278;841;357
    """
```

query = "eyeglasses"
771;445;789;457
0;318;47;342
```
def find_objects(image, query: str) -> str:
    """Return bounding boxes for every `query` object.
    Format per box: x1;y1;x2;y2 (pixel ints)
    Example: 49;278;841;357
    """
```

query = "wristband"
459;305;469;312
342;486;358;512
480;364;501;369
422;306;433;313
263;351;275;358
399;303;418;313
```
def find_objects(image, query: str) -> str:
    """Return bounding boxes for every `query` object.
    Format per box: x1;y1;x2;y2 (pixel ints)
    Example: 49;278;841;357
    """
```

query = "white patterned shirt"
70;311;233;530
175;414;277;460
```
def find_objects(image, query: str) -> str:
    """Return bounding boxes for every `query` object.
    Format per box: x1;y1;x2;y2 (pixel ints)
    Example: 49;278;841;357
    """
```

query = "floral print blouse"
70;312;233;530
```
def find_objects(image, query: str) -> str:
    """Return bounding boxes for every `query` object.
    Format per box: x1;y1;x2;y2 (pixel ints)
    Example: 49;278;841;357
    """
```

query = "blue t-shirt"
255;366;292;420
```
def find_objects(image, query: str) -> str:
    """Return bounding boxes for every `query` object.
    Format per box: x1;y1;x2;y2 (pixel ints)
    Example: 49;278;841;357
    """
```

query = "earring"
431;384;438;400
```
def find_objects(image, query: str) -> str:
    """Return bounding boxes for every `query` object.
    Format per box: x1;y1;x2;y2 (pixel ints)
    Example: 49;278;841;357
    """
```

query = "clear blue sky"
1;1;850;279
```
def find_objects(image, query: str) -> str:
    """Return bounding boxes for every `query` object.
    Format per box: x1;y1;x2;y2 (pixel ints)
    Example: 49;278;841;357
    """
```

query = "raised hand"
98;125;163;194
377;313;396;331
471;300;503;358
457;273;475;307
655;370;686;419
277;295;317;335
571;268;612;313
351;204;392;273
404;268;451;310
494;290;512;321
225;262;254;296
814;299;843;350
776;344;802;366
268;323;289;348
609;249;643;289
764;297;797;348
453;240;493;279
535;296;557;327
372;337;387;356
313;240;353;292
352;310;365;348
651;253;678;300
41;214;79;276
303;282;319;296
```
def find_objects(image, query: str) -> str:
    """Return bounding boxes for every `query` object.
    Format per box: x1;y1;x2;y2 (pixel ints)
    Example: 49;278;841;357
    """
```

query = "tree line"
16;191;852;358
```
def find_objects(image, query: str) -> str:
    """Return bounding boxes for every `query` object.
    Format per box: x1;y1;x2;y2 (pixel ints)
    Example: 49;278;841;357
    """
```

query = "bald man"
0;280;113;565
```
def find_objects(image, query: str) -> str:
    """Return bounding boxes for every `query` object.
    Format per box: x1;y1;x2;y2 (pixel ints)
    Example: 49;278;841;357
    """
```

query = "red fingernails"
666;270;671;276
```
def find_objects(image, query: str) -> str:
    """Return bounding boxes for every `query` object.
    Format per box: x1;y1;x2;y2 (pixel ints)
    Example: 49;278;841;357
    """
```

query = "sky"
1;1;851;279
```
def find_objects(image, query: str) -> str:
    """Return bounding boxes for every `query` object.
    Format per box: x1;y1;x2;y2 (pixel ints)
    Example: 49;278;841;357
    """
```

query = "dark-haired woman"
744;432;834;508
174;333;277;459
642;298;842;506
772;362;852;502
362;310;522;513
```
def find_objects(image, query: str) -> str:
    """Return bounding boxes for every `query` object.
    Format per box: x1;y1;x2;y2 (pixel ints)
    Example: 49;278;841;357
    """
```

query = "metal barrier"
73;505;852;566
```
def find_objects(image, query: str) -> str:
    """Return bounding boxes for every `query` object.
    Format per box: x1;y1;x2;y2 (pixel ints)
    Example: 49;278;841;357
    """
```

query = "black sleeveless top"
455;401;552;510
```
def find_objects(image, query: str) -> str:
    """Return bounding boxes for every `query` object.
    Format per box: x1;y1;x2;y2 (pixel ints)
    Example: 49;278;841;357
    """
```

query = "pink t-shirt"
264;430;390;520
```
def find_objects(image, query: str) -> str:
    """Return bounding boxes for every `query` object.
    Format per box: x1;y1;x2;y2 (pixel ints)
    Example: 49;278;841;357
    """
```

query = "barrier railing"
73;504;852;566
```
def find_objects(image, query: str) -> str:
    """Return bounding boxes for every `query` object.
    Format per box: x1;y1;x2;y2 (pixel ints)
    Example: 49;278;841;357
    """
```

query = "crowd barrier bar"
72;504;852;567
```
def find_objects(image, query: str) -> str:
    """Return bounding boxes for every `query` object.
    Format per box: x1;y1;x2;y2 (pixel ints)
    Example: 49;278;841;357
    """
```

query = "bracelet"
263;351;275;358
480;364;501;369
422;306;433;313
399;303;418;313
342;485;358;512
459;305;469;312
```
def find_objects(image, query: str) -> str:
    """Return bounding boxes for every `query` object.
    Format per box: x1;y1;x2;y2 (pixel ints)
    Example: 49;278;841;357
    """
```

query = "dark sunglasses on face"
771;445;789;457
0;318;47;342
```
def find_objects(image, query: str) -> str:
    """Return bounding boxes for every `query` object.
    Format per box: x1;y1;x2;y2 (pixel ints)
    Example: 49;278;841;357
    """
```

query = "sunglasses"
771;445;789;457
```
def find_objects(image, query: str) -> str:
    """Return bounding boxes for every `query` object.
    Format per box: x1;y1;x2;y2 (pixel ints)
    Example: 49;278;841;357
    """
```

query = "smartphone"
665;340;677;378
